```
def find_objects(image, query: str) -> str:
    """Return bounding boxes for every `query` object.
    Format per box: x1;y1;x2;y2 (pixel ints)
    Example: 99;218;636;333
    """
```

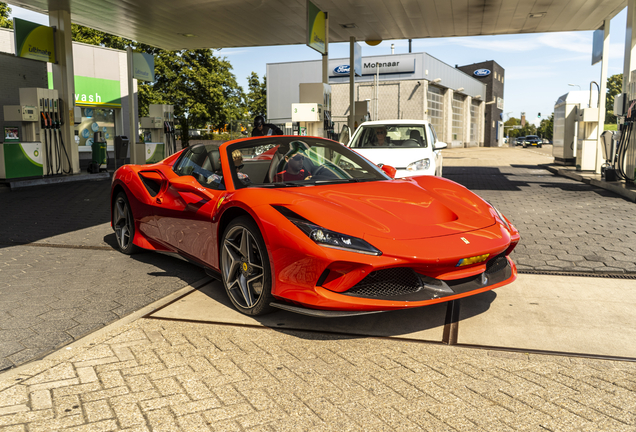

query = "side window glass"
430;126;438;144
173;146;224;190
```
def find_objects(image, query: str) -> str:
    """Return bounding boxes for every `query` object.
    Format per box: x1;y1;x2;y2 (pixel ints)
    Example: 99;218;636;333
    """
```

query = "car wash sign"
13;18;56;63
306;0;327;55
329;54;415;77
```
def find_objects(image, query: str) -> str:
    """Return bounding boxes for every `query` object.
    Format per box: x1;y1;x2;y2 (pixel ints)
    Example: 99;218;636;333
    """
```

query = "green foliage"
0;2;13;29
537;113;553;140
605;73;622;124
72;24;130;49
246;72;267;118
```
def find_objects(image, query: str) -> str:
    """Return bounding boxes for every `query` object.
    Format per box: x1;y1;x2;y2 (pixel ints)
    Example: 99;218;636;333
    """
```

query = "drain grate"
517;269;636;279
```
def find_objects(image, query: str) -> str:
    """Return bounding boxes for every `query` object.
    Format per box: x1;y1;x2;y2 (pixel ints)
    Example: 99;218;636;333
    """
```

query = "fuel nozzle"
40;98;48;129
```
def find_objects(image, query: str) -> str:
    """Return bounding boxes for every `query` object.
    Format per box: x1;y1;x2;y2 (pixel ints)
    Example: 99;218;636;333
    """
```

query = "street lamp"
505;112;513;144
568;83;581;90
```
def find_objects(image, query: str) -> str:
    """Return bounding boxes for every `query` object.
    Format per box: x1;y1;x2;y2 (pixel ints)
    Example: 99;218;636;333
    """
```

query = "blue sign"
474;69;491;77
333;65;350;75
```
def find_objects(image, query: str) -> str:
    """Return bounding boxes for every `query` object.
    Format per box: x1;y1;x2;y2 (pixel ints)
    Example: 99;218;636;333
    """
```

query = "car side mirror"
434;141;448;150
381;164;397;179
340;124;351;145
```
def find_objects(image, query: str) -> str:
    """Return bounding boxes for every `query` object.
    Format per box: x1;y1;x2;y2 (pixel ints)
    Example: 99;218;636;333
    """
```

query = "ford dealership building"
267;53;505;148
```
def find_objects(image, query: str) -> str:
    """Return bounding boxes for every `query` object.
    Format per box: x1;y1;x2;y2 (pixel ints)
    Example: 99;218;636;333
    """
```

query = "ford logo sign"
474;69;491;77
334;65;350;74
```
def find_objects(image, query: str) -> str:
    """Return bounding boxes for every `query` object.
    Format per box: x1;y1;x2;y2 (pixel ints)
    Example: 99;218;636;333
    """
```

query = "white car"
342;120;447;177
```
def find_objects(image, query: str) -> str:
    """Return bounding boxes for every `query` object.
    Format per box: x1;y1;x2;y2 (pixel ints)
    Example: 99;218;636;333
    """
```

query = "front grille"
485;254;508;275
346;268;421;297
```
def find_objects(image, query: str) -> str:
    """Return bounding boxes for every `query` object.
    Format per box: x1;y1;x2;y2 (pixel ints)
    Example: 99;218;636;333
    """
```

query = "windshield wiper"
258;182;305;188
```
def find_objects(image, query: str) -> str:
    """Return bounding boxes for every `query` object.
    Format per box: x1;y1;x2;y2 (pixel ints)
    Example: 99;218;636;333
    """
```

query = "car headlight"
489;203;511;231
406;158;430;171
289;219;382;256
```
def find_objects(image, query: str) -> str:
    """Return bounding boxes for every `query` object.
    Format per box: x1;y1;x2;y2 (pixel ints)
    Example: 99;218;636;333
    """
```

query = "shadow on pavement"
150;281;497;342
0;180;112;249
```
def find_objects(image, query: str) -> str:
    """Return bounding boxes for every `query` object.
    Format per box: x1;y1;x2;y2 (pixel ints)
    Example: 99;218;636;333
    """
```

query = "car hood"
271;177;496;241
352;147;434;169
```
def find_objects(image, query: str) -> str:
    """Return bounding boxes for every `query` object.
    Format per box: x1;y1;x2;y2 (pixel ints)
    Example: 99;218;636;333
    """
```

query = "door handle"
156;197;162;204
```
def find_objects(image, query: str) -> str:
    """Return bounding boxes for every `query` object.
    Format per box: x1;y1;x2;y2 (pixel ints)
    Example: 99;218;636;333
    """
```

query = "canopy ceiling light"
341;23;357;29
365;40;382;46
529;12;546;18
178;33;197;37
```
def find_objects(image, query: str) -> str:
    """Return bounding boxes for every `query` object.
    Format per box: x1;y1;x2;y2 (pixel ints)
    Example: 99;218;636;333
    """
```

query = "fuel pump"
1;87;64;179
295;83;331;138
610;71;636;182
140;104;175;163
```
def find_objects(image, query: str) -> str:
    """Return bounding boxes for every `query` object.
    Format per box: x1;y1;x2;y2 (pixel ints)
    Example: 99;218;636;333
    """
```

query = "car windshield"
350;124;429;149
225;137;390;189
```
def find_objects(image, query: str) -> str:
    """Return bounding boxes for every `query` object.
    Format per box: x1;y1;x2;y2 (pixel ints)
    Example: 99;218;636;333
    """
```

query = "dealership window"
427;86;444;138
470;100;479;142
452;93;464;141
75;108;116;148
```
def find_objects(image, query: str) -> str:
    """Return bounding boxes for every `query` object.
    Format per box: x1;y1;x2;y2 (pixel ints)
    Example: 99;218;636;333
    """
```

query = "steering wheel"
401;139;420;148
312;164;339;179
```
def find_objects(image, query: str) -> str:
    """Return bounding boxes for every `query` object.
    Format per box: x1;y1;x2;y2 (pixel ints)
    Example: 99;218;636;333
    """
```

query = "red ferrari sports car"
111;136;519;317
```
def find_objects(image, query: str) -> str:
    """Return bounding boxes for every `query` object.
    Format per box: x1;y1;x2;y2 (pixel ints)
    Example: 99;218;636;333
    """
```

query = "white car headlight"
406;158;430;171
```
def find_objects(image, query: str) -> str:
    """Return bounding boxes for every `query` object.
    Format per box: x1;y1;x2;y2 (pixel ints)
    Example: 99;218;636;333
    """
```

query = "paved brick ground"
443;147;636;273
0;148;635;430
0;180;206;371
0;319;634;431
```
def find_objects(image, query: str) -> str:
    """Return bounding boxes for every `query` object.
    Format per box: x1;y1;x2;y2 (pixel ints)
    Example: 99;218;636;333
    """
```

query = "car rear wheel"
221;217;274;316
113;192;139;255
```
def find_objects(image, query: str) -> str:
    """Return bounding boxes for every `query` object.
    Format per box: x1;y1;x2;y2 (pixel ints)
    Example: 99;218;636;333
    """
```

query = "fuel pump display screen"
75;108;116;147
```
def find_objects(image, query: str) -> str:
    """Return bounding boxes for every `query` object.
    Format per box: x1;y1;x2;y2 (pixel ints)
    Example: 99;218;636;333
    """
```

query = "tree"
149;49;245;147
246;72;266;118
537;113;553;140
504;117;521;139
0;2;13;29
605;73;622;124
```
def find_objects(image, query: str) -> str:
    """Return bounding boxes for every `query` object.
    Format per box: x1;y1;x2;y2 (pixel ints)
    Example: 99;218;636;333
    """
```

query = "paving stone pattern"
444;166;636;273
0;319;634;431
0;180;206;370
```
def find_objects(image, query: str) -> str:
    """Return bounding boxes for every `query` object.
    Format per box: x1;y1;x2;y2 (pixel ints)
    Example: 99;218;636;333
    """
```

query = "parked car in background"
522;135;542;148
343;120;447;177
514;136;526;146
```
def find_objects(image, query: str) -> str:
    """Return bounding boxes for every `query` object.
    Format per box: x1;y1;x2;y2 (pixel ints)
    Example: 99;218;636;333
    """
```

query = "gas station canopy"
6;0;627;50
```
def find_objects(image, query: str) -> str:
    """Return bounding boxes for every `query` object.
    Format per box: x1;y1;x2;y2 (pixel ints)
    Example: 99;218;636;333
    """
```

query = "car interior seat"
202;148;221;173
407;130;423;147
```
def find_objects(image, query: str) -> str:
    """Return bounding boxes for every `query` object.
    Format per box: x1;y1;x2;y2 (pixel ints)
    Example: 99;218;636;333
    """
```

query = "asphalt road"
443;145;636;274
0;180;207;371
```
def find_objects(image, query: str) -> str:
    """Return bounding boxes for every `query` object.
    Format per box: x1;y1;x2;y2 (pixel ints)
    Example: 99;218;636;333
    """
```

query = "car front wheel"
221;217;274;316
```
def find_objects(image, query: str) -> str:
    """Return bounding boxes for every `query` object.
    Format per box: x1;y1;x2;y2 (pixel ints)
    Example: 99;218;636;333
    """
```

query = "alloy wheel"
222;225;266;309
114;196;133;251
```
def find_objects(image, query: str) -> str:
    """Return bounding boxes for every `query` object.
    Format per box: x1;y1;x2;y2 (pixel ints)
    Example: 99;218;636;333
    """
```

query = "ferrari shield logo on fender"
461;237;470;244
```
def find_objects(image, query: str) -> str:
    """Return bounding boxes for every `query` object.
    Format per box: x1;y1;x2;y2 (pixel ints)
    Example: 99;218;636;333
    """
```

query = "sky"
8;5;629;127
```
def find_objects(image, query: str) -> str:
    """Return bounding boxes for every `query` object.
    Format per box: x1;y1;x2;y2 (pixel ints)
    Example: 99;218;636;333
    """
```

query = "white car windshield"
351;125;429;149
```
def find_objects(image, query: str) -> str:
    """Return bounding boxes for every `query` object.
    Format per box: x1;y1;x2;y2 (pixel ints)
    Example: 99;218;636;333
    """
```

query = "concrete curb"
8;172;111;190
543;164;636;202
0;276;211;381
